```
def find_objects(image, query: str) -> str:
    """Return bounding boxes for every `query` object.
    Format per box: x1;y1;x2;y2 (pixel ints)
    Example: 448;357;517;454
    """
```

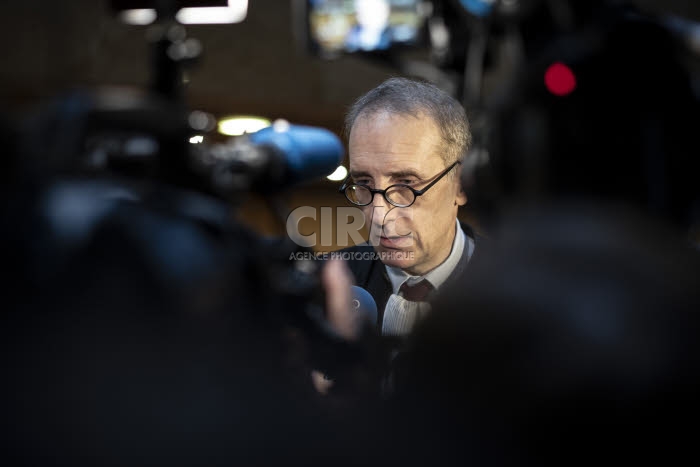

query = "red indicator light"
544;62;577;96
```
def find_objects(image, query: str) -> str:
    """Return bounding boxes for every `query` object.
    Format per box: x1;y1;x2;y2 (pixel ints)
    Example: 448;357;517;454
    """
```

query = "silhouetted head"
392;203;700;465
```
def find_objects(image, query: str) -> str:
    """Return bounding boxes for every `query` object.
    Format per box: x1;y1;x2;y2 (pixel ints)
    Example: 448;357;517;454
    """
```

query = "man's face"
348;111;467;275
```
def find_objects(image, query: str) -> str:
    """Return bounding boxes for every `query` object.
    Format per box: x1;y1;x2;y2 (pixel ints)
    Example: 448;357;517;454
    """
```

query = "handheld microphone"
248;121;344;186
305;285;378;344
211;120;344;194
350;285;378;329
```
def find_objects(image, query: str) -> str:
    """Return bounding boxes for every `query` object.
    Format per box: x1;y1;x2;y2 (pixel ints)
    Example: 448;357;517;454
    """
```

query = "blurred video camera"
5;0;349;339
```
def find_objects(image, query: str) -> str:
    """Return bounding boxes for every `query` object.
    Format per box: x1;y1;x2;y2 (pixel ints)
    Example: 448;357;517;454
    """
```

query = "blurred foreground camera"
1;4;365;465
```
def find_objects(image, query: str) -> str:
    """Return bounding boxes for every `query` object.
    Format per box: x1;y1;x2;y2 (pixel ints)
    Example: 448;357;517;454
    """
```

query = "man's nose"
366;193;388;244
370;191;390;220
361;191;385;235
371;190;389;208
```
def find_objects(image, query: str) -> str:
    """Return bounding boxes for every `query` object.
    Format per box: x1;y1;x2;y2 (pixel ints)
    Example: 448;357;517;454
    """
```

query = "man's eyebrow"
349;169;423;179
349;170;372;179
388;169;422;179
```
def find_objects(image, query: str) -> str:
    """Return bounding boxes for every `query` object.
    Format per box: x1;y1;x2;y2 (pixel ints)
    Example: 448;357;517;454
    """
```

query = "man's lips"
379;235;411;248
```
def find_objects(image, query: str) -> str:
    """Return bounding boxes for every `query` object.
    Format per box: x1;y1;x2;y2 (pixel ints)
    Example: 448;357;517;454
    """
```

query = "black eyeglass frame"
339;160;461;208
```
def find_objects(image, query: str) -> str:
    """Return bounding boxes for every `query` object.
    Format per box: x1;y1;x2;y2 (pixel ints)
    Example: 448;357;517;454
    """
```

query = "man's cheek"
391;208;414;237
395;217;412;237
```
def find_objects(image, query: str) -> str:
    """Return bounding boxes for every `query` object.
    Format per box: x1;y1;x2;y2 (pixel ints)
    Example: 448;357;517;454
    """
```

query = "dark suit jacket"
339;222;482;331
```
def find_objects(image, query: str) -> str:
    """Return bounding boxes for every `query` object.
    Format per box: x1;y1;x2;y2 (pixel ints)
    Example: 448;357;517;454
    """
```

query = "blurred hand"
311;258;356;395
321;258;358;341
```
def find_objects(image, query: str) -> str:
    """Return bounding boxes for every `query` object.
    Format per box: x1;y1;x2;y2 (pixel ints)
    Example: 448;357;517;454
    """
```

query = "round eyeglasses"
339;161;461;208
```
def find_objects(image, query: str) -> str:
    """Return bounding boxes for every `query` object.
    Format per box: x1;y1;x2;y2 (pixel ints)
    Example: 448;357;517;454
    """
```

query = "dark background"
0;0;407;133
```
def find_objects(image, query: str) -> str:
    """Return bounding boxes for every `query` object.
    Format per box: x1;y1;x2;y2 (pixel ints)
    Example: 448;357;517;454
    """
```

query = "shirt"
382;220;474;336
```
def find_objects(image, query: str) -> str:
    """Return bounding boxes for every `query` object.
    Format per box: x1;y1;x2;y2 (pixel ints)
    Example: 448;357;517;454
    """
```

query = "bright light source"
218;116;271;136
117;1;247;26
119;9;157;25
545;62;577;96
176;0;248;25
189;135;204;144
327;165;348;181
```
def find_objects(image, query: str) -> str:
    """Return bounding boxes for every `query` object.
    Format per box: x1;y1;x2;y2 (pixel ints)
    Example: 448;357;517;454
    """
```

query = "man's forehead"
350;112;441;150
348;154;443;179
349;111;442;160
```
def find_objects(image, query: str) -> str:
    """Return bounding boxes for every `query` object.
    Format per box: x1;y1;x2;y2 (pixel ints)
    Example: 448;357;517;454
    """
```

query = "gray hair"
344;77;471;166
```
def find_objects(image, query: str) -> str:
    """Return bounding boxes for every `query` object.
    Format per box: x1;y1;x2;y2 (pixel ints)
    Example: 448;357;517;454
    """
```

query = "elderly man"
337;77;477;338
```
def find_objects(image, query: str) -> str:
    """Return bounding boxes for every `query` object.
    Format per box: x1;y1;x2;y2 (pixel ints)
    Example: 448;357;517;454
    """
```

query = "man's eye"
354;180;370;186
399;179;417;185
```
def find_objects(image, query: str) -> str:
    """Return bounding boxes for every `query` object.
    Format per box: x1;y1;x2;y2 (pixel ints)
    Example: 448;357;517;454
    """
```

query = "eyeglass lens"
345;185;415;207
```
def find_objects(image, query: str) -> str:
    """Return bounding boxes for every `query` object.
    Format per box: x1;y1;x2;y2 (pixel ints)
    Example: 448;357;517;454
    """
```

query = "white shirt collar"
385;220;473;294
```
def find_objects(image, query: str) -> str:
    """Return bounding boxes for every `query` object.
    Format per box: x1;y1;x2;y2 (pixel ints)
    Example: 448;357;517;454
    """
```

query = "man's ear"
455;184;467;207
